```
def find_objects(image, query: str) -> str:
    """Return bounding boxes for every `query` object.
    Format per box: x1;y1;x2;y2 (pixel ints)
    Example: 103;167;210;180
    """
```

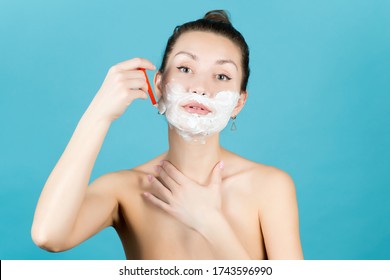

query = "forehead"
170;31;242;64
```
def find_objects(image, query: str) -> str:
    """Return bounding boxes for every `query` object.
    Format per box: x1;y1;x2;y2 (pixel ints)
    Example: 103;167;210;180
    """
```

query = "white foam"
158;83;239;143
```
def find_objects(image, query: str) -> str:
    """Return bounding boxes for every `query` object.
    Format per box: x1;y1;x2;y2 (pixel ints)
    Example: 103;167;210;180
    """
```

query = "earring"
230;116;237;131
157;101;166;115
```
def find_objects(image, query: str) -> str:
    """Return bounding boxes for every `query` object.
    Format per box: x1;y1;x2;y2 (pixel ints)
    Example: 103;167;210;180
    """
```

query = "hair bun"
203;10;231;25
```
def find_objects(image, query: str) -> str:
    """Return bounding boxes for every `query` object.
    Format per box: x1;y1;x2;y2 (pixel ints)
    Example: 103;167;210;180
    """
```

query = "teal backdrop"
0;0;389;259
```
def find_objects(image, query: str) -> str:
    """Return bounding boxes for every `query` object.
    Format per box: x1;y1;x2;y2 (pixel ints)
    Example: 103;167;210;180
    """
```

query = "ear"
231;90;248;117
153;71;163;100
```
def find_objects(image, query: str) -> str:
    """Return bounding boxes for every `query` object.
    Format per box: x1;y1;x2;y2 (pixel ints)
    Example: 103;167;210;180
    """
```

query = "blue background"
1;0;389;260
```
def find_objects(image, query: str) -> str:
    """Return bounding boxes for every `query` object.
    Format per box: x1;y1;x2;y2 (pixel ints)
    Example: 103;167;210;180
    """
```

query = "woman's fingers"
158;166;179;193
147;175;172;204
112;69;152;101
143;192;171;213
88;57;156;122
144;163;224;231
114;57;156;72
209;161;224;186
160;161;190;186
121;78;149;92
126;90;148;103
112;69;145;81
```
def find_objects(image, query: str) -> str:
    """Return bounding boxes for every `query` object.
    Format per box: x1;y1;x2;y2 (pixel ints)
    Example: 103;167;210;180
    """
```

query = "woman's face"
160;31;244;96
154;31;247;142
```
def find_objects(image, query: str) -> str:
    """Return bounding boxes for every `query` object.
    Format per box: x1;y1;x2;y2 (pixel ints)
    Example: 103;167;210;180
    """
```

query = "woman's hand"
144;161;224;232
144;161;252;259
87;58;155;122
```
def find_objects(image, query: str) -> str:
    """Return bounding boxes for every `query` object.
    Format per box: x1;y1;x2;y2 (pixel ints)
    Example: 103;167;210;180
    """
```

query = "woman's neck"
165;127;222;185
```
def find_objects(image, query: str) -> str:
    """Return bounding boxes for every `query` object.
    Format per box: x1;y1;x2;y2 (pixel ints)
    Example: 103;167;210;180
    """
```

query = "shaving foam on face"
158;83;240;143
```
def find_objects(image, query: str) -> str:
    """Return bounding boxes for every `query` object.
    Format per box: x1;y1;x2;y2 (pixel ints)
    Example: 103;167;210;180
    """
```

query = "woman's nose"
190;87;207;96
188;74;211;96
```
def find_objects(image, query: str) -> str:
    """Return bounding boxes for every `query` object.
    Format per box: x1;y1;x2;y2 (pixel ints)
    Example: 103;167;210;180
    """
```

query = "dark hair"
159;10;250;91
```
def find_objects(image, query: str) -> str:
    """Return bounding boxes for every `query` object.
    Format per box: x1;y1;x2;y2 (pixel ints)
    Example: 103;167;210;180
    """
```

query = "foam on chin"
158;83;240;143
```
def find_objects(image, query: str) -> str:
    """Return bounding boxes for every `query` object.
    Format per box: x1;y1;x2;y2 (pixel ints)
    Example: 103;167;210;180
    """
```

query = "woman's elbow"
31;226;67;253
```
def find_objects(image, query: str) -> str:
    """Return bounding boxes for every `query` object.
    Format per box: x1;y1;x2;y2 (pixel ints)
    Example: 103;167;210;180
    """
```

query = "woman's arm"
258;169;304;259
31;114;112;251
31;58;155;251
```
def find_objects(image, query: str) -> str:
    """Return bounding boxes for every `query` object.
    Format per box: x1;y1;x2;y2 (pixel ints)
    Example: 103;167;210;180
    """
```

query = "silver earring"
230;116;237;131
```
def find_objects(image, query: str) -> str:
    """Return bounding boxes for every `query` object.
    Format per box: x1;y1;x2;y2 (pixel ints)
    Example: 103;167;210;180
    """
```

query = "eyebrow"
174;51;198;60
216;59;238;71
174;51;238;71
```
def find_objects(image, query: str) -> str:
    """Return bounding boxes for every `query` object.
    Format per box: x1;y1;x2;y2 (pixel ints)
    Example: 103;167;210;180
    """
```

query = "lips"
182;102;211;115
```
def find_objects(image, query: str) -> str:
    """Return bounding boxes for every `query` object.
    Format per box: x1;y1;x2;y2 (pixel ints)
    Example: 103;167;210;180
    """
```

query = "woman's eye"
216;74;232;81
177;66;192;73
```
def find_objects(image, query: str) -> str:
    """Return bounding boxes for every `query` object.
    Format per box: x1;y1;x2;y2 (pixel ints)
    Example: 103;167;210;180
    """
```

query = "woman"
31;10;303;260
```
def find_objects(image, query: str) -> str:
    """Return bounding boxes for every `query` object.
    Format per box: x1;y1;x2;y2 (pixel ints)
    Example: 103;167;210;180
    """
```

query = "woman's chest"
118;180;265;259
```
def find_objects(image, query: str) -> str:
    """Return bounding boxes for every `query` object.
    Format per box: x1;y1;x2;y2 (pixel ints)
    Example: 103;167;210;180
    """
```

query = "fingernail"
147;174;153;182
153;165;161;173
219;161;224;169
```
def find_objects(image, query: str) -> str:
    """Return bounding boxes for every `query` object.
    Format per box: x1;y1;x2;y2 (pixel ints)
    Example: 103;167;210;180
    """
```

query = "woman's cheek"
165;74;188;87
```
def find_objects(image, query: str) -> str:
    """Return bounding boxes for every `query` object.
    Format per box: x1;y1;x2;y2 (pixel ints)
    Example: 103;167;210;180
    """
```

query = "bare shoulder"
86;169;145;216
238;160;303;259
225;152;303;259
251;162;296;205
89;169;143;193
90;154;166;199
254;164;295;196
223;149;296;200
